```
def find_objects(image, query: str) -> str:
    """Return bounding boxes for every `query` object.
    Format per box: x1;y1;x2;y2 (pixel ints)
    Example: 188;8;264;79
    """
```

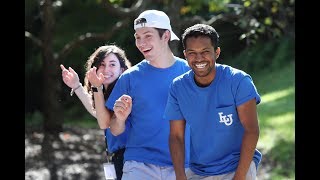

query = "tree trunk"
40;0;62;179
167;0;184;57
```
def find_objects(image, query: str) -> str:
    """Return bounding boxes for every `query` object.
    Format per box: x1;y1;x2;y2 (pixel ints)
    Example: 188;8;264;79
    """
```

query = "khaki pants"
122;160;189;180
186;161;257;180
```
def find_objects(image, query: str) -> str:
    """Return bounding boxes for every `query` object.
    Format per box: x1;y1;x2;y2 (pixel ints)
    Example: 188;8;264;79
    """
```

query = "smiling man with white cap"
106;9;191;180
134;9;180;41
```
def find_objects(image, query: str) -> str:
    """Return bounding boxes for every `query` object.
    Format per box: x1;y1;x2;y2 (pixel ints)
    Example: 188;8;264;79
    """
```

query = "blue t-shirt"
106;57;191;166
104;120;130;153
164;63;262;175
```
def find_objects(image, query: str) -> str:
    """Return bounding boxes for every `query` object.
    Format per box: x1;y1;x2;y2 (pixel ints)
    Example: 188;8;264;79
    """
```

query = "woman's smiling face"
96;53;123;85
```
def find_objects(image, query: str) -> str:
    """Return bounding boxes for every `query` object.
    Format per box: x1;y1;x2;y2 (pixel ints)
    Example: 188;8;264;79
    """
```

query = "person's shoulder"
174;56;187;64
217;64;252;88
174;56;190;69
172;70;192;84
122;59;147;74
218;63;248;78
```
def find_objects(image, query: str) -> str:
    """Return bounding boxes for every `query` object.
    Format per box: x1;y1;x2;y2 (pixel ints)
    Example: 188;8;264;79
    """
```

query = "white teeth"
143;48;151;52
195;63;207;68
105;75;111;79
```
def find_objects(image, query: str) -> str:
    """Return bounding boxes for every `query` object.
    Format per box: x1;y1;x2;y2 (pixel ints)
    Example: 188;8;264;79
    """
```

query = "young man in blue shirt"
106;10;191;179
164;23;262;180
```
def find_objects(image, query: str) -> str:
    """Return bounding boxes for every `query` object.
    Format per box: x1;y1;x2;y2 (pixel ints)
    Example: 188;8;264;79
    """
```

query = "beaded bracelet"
70;83;82;96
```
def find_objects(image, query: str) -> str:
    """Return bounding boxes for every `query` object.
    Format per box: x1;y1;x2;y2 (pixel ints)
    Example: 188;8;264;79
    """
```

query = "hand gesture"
113;95;132;122
86;66;105;87
60;64;80;89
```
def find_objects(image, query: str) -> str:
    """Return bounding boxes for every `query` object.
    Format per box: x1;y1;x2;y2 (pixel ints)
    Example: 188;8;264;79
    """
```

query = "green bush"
226;36;295;74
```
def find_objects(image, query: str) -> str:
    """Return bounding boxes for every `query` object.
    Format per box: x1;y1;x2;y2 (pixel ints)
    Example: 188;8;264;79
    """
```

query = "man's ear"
183;50;187;59
215;47;221;59
164;30;171;41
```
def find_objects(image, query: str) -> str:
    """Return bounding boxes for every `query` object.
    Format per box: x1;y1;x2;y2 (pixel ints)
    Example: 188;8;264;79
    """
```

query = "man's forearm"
109;114;126;136
169;135;186;180
234;130;259;179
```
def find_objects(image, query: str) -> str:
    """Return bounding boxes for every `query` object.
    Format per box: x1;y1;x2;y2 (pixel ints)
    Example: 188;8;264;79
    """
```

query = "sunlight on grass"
255;66;295;180
257;85;295;152
260;87;295;105
258;112;295;151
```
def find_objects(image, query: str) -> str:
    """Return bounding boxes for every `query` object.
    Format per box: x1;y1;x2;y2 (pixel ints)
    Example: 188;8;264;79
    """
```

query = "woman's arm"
73;85;96;118
92;85;112;129
61;64;96;117
86;67;113;129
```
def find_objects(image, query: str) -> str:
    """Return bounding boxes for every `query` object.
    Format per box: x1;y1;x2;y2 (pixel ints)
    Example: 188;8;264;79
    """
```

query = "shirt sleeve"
234;74;261;107
106;74;130;111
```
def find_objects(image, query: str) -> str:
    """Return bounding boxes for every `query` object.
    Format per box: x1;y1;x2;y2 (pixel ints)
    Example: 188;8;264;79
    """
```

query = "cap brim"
170;31;180;41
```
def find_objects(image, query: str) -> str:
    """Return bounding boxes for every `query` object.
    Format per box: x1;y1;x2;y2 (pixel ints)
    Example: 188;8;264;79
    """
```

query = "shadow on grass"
261;138;295;179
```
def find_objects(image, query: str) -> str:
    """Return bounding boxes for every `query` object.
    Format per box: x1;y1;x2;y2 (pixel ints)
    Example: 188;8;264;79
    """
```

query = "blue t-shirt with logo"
164;63;262;175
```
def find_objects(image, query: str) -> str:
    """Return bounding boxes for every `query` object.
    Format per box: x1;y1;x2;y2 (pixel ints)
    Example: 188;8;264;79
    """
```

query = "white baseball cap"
134;10;180;41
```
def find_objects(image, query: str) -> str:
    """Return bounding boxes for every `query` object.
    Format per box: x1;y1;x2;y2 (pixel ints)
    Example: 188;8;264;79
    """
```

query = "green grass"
254;61;295;179
63;114;100;129
25;106;100;129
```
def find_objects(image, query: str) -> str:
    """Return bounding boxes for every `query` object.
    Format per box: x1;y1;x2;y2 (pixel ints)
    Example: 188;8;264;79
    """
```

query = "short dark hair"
182;24;219;50
155;28;166;37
